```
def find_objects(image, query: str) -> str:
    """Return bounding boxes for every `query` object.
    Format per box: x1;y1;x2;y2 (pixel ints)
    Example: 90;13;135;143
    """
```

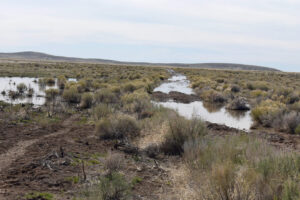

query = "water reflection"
153;74;194;95
202;102;223;113
156;101;252;130
0;77;76;106
153;74;253;131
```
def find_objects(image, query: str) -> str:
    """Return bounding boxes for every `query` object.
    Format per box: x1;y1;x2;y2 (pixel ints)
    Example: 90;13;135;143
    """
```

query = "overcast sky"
1;0;300;72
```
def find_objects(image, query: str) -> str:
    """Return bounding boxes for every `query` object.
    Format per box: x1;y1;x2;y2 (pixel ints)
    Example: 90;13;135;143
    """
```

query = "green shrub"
250;89;268;98
17;83;27;93
200;90;227;103
25;192;54;200
39;77;55;86
80;92;93;109
93;104;112;120
145;83;154;94
77;79;93;92
104;153;123;176
45;88;59;100
95;89;117;104
161;115;206;155
131;176;143;187
184;135;300;200
251;100;285;127
96;115;140;140
246;82;255;90
79;173;130;200
123;83;137;93
99;173;130;200
121;91;151;113
63;86;81;103
57;75;67;89
254;81;269;91
282;112;300;134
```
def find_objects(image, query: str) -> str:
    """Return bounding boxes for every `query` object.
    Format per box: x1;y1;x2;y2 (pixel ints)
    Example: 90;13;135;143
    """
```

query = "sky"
0;0;300;72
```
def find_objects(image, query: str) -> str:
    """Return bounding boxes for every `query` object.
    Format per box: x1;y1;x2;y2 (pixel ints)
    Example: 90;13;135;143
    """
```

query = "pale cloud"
0;0;299;71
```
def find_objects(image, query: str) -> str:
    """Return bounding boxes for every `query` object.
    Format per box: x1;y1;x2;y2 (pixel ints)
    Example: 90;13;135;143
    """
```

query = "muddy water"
154;74;194;95
0;77;75;106
154;74;253;130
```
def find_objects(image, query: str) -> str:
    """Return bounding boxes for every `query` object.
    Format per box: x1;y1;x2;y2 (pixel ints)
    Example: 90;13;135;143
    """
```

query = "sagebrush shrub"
161;115;206;155
57;75;67;89
94;89;117;104
93;104;112;120
96;115;140;139
80;92;93;109
17;83;27;93
63;86;81;103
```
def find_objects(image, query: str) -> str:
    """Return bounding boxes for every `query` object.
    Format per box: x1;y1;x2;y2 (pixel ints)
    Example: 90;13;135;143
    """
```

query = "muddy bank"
152;91;200;103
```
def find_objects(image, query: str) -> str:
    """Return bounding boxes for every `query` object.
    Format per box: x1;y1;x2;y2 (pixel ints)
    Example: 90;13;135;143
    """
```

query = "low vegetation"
184;134;300;200
179;68;300;133
161;115;206;155
96;114;140;140
0;62;299;199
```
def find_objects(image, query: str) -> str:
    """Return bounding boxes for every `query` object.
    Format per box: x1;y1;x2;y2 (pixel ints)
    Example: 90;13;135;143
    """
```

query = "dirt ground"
1;107;300;200
0;112;178;200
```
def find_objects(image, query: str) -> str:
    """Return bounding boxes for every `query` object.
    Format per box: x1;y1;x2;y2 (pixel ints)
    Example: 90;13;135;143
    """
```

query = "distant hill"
0;51;280;71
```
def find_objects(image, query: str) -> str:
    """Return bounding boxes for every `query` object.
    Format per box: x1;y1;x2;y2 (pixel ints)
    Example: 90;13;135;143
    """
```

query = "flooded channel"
154;73;253;130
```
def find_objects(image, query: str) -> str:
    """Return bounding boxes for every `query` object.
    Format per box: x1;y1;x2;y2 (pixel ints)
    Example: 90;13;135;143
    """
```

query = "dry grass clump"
17;83;27;94
80;153;130;200
121;91;151;114
98;173;130;200
272;111;300;134
57;75;67;89
184;135;300;200
200;90;227;103
251;100;286;127
160;115;206;155
77;79;94;92
93;103;113;121
62;86;81;103
250;89;268;98
104;153;124;176
123;83;137;93
39;77;55;86
96;114;140;140
80;92;93;109
94;89;117;104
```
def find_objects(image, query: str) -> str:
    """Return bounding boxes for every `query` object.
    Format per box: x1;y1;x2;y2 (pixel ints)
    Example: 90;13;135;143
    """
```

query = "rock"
226;97;250;110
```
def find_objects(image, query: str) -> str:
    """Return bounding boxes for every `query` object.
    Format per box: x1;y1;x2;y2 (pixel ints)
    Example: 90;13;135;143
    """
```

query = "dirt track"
1;110;300;199
0;116;75;173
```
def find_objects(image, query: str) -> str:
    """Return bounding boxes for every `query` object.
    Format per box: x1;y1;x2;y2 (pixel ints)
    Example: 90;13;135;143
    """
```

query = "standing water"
0;77;76;106
154;73;253;130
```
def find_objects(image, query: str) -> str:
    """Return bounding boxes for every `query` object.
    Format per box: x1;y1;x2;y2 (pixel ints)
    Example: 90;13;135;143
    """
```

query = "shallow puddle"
154;74;253;130
154;74;194;95
0;77;75;106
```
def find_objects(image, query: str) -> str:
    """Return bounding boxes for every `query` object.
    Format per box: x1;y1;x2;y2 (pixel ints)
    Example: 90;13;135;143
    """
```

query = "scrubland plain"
0;62;299;200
